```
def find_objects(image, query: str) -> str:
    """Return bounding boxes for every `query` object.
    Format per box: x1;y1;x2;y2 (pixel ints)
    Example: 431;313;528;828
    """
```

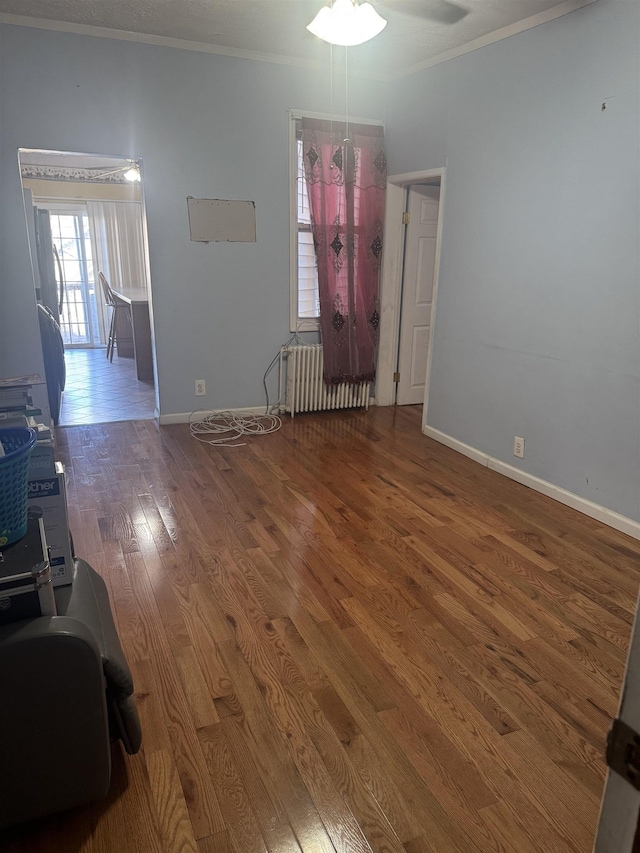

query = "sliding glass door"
47;206;101;347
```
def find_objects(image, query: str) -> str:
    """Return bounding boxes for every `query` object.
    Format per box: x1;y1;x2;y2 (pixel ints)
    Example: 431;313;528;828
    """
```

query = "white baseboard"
422;424;640;541
158;406;270;425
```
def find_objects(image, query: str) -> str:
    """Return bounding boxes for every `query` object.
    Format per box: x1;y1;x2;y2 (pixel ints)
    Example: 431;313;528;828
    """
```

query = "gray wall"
0;26;383;415
386;0;640;521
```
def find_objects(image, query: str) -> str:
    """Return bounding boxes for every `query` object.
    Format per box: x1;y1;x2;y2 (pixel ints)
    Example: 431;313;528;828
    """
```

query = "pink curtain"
302;118;386;385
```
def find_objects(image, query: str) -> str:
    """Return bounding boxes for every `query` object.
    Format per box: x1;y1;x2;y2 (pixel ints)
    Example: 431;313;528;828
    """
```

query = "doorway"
376;168;445;424
19;149;157;426
396;183;441;406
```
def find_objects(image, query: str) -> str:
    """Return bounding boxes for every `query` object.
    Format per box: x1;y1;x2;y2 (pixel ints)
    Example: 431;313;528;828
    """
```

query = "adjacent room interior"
19;149;156;425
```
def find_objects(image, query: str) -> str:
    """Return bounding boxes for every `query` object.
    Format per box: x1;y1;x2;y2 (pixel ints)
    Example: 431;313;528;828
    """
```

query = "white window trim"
35;200;87;214
288;109;385;333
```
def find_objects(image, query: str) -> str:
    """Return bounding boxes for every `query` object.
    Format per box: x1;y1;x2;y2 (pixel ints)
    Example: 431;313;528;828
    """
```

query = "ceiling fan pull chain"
344;44;350;145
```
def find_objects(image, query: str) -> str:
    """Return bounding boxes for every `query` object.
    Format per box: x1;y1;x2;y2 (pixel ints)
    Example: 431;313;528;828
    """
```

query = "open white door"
396;184;440;405
595;589;640;851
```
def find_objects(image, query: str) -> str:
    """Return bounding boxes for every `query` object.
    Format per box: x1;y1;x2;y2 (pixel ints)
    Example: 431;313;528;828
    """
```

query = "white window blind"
296;137;320;320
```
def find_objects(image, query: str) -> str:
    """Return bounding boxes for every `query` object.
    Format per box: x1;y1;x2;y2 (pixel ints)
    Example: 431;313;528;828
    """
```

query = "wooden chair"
99;272;130;362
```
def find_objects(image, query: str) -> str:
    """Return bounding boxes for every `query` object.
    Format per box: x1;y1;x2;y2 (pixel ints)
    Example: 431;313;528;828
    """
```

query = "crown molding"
390;0;598;80
1;1;598;82
0;13;327;71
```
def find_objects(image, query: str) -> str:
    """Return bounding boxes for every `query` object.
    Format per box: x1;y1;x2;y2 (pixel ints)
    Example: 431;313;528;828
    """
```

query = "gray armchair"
0;558;141;829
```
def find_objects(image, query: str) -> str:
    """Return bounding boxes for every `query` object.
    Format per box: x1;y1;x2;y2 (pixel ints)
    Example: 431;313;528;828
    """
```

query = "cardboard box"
28;438;56;478
27;462;74;586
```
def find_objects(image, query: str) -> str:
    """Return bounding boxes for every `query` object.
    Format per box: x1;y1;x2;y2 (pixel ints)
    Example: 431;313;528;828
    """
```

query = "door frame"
594;588;640;852
376;167;446;417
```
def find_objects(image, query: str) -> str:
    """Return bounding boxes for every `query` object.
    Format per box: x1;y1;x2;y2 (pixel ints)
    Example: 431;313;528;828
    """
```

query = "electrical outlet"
195;379;206;396
514;436;525;459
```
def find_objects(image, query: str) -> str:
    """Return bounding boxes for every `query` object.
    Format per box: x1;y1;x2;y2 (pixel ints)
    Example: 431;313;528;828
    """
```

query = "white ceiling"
0;0;596;79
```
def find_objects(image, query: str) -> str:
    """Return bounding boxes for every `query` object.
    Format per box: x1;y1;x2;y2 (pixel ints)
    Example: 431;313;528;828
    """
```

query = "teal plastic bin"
0;427;37;547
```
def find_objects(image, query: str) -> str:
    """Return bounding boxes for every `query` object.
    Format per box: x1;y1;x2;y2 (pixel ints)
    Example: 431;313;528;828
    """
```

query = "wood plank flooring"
3;405;640;852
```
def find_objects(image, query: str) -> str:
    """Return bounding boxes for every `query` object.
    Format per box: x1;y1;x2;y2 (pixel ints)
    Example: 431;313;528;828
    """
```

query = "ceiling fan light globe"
307;0;387;47
306;6;334;40
353;3;387;43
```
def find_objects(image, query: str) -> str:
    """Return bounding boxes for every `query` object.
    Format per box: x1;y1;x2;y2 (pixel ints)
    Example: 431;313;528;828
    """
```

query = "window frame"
288;109;385;333
36;201;99;348
293;133;321;329
289;113;320;332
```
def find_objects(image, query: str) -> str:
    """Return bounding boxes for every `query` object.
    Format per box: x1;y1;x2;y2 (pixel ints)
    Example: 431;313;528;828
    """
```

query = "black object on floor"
0;555;141;829
37;303;65;425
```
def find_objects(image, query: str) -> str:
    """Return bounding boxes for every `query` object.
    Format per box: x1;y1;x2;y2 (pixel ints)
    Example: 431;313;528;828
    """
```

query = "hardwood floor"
3;405;639;852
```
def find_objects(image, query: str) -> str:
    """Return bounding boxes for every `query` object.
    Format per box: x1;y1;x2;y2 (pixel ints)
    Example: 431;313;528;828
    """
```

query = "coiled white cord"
189;410;282;447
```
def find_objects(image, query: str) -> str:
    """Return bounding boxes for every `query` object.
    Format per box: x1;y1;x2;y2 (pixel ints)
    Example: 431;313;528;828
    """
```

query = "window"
290;113;384;332
45;205;99;347
291;119;320;331
296;138;320;321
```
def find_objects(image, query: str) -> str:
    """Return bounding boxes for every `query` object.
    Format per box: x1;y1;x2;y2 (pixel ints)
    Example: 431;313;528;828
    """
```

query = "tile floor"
59;347;156;426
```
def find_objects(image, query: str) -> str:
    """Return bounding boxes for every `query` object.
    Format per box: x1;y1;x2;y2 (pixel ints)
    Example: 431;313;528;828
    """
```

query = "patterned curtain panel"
301;118;386;385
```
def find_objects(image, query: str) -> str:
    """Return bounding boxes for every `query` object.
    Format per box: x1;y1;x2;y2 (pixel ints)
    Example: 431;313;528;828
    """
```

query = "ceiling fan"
373;0;469;25
306;0;469;47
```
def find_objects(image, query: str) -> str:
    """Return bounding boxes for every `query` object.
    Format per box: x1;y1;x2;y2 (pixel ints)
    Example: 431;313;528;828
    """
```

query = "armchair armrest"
0;616;111;828
54;558;141;754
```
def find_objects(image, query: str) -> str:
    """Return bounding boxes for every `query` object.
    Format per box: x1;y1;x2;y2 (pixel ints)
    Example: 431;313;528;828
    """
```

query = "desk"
111;288;153;382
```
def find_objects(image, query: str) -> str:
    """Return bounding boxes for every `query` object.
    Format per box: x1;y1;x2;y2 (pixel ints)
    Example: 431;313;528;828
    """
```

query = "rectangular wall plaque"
187;197;256;242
